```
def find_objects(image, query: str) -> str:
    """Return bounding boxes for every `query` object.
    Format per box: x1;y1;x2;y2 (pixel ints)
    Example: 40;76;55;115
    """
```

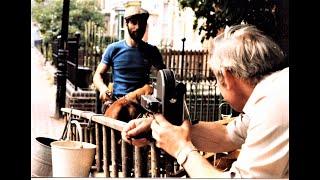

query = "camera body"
141;69;186;126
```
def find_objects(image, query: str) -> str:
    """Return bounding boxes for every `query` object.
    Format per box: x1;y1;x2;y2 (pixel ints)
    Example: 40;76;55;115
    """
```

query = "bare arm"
150;115;232;178
122;117;240;152
93;63;111;101
191;121;240;152
182;150;228;178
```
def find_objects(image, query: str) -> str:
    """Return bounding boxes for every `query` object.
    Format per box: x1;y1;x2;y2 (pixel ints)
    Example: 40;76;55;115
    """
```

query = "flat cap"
124;6;149;20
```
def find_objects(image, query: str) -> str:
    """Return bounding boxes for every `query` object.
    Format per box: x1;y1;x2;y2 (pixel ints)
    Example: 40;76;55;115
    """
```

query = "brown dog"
104;84;153;122
103;84;154;171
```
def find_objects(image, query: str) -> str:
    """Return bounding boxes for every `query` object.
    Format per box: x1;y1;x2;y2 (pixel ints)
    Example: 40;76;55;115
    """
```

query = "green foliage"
32;0;105;43
178;0;283;43
34;0;45;3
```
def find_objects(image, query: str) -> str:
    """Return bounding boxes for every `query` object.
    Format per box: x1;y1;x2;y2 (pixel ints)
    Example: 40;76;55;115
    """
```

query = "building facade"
98;0;208;50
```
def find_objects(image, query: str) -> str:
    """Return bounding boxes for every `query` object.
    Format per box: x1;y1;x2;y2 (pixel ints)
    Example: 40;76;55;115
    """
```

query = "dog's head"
103;84;153;122
104;97;145;122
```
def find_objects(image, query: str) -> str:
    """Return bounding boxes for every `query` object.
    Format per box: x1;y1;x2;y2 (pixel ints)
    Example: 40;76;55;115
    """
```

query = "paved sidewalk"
31;47;66;141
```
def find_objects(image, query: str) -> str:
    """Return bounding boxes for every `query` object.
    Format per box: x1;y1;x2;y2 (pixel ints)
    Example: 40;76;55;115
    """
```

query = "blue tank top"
101;40;165;96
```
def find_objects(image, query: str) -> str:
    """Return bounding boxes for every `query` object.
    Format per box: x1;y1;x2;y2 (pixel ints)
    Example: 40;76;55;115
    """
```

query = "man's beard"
128;26;146;42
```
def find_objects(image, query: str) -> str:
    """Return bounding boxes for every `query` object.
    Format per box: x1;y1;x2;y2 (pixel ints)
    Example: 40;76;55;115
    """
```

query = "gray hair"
208;24;285;86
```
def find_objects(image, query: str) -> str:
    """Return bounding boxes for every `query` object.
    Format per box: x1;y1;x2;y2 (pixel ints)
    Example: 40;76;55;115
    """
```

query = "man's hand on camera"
151;114;193;158
121;117;154;147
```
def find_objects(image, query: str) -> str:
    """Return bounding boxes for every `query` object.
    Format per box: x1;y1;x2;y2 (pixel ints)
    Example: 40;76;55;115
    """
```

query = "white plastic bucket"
51;120;96;177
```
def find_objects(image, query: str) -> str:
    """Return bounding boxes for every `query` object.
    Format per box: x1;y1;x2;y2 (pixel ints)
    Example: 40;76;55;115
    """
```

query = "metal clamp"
77;111;93;121
87;114;104;129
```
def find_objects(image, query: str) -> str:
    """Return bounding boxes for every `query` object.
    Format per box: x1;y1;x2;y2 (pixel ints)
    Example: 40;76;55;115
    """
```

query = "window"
118;14;125;40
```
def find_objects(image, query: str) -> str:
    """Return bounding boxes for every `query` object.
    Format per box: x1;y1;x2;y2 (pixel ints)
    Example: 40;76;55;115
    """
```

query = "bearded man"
93;6;166;108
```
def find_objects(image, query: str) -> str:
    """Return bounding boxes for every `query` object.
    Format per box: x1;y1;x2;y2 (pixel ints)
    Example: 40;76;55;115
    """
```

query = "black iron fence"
66;35;80;90
51;35;92;90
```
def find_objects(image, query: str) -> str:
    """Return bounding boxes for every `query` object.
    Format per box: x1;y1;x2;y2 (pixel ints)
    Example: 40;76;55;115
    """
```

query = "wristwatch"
176;146;198;166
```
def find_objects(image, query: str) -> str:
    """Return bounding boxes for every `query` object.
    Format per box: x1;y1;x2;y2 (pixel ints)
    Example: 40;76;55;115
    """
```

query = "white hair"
208;24;285;86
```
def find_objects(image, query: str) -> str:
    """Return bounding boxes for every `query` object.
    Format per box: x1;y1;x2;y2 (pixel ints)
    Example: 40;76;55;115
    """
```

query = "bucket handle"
67;120;84;148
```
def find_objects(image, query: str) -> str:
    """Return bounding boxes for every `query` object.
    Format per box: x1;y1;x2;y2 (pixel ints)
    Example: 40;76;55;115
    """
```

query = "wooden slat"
111;129;118;177
95;123;101;172
121;140;130;177
102;126;110;177
84;127;88;142
150;142;159;177
134;146;142;177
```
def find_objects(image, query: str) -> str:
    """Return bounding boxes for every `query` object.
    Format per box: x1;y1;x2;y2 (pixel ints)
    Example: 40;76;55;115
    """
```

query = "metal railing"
184;80;223;122
160;49;214;82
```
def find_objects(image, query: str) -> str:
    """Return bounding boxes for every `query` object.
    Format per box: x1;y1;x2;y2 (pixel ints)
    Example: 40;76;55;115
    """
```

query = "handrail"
61;108;127;132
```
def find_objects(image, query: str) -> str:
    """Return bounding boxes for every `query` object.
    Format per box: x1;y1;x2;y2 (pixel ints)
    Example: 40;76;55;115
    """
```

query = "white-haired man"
122;24;289;178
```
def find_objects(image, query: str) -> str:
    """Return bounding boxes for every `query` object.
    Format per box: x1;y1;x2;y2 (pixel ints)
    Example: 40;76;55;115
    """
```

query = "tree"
32;0;105;43
178;0;288;56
